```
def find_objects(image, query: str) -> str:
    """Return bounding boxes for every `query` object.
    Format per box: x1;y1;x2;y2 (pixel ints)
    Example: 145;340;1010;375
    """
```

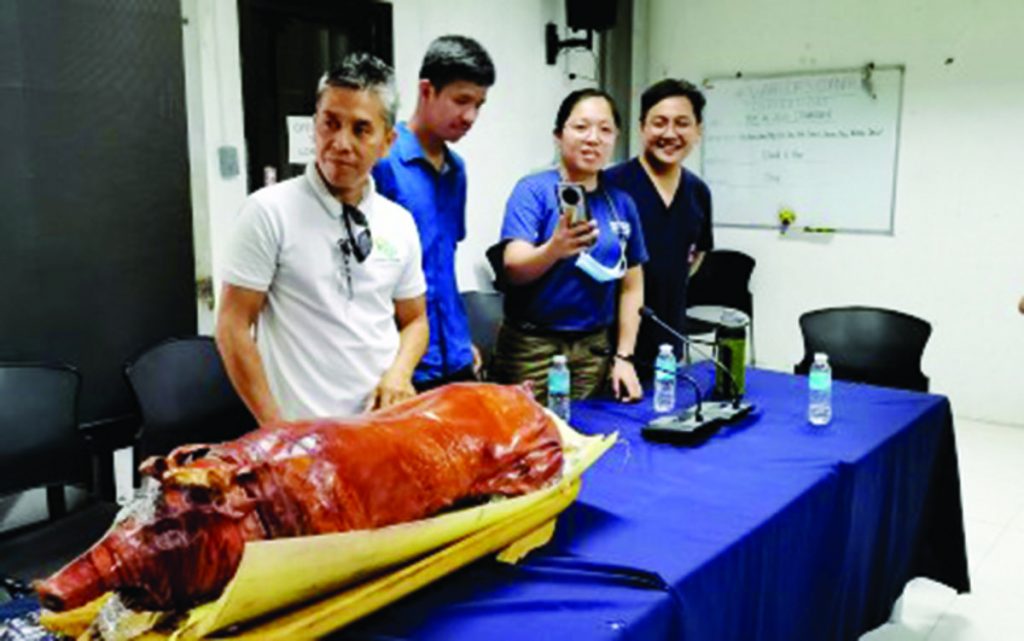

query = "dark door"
237;0;393;192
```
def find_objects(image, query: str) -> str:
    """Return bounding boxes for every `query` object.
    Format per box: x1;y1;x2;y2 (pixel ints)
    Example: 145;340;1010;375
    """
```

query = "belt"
506;319;609;341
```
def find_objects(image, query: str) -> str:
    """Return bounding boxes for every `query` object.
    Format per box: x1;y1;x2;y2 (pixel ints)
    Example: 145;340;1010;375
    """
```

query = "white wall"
180;0;248;335
645;0;1024;425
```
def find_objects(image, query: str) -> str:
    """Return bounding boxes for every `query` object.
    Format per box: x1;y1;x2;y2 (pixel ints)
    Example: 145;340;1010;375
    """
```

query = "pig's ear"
168;443;213;466
138;455;168;479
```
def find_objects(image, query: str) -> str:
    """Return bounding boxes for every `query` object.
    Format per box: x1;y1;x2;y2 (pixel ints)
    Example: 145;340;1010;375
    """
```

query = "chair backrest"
0;363;87;495
125;336;256;459
461;290;504;378
794;306;932;392
687;249;756;316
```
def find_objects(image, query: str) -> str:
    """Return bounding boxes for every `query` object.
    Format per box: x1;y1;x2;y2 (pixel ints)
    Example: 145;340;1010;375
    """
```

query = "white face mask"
572;187;628;283
575;247;626;283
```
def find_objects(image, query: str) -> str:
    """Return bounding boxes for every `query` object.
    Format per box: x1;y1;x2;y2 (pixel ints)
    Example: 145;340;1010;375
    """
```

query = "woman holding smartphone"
492;88;648;404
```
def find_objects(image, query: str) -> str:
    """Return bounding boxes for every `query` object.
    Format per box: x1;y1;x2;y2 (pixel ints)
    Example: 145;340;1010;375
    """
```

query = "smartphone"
557;182;589;225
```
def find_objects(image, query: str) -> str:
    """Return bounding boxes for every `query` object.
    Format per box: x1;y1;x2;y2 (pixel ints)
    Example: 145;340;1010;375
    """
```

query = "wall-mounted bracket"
545;22;593;65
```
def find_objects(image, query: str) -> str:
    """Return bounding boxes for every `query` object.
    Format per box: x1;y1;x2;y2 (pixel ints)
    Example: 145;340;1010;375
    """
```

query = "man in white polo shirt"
216;53;428;422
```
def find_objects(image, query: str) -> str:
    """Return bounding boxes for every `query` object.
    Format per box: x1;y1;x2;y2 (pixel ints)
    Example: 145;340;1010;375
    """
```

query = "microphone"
639;306;742;406
637;306;756;441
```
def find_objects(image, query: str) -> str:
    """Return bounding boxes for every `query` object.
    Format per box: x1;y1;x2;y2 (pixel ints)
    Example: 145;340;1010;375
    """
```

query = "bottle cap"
813;352;829;364
658;343;673;355
719;309;749;328
553;354;567;365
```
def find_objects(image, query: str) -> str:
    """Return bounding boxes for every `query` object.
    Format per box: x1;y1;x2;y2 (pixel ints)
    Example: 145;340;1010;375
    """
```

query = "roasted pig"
37;383;563;612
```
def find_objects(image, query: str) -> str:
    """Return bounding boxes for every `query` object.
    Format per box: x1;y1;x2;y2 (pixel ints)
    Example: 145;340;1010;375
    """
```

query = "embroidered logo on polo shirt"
610;220;631;241
373;237;400;261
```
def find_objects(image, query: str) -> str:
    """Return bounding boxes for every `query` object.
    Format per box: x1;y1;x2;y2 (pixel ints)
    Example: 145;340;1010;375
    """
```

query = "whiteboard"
700;66;903;233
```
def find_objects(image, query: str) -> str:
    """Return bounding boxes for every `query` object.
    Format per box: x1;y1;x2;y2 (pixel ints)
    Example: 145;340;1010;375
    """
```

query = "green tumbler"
714;311;748;399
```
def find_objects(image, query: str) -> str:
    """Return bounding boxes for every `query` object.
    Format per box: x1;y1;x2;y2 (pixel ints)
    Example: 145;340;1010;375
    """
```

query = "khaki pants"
492;323;611;405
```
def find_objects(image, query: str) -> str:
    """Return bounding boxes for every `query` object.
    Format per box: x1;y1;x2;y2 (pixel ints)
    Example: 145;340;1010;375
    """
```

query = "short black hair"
639;78;706;124
553;88;621;135
419;35;496;90
317;52;398;126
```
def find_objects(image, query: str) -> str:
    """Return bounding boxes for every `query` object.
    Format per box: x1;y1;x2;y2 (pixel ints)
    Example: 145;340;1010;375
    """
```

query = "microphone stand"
637;307;756;439
640;307;743;406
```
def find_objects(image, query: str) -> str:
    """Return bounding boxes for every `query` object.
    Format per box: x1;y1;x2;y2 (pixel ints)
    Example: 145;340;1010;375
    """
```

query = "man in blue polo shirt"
374;35;495;390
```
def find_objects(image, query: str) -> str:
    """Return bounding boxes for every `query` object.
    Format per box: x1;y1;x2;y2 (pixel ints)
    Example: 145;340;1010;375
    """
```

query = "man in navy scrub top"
605;79;714;368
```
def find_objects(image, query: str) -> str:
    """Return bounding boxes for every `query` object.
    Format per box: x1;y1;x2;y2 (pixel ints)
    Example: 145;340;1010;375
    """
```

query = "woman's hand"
503;214;600;286
547;212;599;260
610;358;642;403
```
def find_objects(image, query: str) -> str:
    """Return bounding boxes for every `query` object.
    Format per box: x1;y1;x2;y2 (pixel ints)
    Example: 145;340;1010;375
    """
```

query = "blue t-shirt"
500;169;648;332
373;123;473;382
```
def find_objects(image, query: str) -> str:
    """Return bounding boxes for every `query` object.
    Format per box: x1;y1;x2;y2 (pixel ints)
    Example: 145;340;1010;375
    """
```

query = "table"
1;366;969;641
333;365;969;640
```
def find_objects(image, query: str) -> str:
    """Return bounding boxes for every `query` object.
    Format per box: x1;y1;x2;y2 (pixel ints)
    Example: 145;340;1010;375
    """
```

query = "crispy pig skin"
37;383;563;611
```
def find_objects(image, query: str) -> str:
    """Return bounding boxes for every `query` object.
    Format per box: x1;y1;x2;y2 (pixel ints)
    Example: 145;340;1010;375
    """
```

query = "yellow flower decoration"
778;208;796;233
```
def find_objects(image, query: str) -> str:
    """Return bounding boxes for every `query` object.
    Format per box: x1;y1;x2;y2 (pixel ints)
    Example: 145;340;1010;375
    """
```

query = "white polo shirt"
221;163;426;420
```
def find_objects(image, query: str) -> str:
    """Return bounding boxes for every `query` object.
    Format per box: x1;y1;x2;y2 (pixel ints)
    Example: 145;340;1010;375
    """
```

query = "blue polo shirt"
373;123;473;382
500;169;648;332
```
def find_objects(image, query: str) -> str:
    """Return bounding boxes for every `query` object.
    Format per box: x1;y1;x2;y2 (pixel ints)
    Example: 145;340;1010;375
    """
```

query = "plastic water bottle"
654;343;677;413
548;354;571;422
808;352;833;425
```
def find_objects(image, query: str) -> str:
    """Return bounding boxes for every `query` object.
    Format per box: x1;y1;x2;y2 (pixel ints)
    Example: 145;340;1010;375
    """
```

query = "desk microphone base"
643;400;755;442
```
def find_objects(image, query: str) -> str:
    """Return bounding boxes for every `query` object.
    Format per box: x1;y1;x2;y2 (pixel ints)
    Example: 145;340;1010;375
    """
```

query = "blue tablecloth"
2;366;968;641
334;365;969;641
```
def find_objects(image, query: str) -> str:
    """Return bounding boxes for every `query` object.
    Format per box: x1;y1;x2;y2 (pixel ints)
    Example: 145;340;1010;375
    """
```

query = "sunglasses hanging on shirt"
342;204;373;263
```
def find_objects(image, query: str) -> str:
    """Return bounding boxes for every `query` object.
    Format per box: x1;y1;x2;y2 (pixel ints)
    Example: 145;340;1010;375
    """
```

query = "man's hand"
610;358;642;403
471;343;484;378
369;294;427;412
366;366;416;412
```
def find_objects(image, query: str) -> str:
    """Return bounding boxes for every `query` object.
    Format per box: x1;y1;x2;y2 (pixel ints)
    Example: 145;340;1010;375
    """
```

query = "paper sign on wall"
287;116;315;164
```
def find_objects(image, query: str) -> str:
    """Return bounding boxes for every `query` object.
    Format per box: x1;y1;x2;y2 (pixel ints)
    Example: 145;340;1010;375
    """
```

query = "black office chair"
794;306;932;392
684;249;757;362
0;363;119;597
461;291;504;381
125;336;257;462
